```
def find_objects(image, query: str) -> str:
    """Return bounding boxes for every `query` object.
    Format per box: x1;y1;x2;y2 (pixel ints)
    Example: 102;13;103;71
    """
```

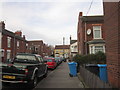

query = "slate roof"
87;39;105;44
2;29;27;42
55;45;70;49
70;40;77;44
81;15;104;22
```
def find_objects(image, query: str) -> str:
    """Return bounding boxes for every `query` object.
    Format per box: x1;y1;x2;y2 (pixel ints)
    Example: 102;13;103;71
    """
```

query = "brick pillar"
103;2;120;88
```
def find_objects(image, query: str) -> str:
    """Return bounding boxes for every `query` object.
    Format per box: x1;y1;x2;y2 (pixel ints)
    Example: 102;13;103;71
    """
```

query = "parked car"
44;57;57;69
55;57;62;65
0;53;48;88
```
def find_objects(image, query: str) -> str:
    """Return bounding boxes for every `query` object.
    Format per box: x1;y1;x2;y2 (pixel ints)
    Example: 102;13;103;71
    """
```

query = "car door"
39;56;46;74
36;56;43;77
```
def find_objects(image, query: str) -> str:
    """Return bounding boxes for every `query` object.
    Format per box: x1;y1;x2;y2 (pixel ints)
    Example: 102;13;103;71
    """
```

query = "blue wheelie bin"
68;62;77;77
98;64;108;82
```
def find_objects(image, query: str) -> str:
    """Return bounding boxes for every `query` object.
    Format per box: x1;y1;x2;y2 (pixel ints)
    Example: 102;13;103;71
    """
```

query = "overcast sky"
0;0;103;46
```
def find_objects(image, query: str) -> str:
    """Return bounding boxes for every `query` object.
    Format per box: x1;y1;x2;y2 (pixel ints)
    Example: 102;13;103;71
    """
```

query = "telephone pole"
63;37;65;58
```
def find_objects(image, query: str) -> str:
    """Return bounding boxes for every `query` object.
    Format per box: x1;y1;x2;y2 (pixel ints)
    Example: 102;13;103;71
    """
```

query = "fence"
79;66;112;88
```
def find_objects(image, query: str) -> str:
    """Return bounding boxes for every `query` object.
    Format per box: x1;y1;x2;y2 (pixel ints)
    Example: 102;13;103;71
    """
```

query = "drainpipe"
13;35;16;58
0;27;2;61
85;22;87;55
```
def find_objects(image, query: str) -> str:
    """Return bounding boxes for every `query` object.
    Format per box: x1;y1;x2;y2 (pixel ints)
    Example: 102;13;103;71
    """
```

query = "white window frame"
0;49;5;57
93;26;102;39
7;37;11;48
17;41;19;49
7;50;11;60
89;44;105;54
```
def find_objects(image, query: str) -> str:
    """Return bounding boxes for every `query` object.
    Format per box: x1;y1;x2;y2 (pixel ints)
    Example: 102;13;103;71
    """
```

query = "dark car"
0;53;48;88
55;57;62;65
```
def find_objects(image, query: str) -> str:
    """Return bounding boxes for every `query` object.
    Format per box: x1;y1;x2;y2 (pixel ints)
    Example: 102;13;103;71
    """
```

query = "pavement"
35;62;84;88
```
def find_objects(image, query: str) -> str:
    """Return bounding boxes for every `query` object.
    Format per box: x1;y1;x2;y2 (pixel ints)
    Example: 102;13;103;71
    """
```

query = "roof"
80;15;104;22
2;29;27;41
70;40;77;44
28;40;43;42
55;45;70;49
87;39;105;44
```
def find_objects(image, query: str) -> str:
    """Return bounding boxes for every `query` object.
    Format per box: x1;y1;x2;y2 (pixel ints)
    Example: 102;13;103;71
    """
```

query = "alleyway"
34;62;84;88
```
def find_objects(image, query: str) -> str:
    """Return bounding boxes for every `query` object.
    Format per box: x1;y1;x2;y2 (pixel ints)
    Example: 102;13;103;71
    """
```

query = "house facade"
26;40;54;57
103;1;120;88
77;12;105;55
70;36;78;58
54;45;70;58
0;21;27;62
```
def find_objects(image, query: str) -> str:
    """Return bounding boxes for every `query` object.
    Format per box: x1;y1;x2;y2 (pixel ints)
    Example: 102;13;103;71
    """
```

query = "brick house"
27;40;53;57
70;36;78;58
26;40;44;57
0;21;27;62
103;2;120;88
54;45;70;58
77;12;105;55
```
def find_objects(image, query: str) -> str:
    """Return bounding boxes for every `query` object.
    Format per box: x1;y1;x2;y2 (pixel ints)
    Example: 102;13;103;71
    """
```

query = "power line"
86;0;94;16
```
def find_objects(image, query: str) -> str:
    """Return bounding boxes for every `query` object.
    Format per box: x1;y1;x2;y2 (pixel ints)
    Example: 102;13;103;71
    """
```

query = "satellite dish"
87;29;91;35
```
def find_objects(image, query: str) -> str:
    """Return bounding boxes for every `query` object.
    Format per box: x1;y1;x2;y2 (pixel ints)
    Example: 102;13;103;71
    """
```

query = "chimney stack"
15;31;22;36
79;12;83;16
0;21;5;30
23;35;25;40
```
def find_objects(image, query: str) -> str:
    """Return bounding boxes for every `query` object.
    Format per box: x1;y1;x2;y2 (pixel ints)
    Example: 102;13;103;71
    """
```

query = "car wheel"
29;75;38;88
43;69;48;78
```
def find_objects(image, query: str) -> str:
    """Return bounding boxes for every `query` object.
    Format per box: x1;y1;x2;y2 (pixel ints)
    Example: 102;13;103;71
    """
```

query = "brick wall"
103;2;120;88
77;13;104;55
0;22;27;62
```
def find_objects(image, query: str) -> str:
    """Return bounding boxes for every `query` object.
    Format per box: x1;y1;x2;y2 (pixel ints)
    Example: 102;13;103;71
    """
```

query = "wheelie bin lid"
68;62;77;65
97;64;107;67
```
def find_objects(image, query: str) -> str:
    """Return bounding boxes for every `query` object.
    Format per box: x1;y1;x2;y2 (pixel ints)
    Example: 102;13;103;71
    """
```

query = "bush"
73;51;106;65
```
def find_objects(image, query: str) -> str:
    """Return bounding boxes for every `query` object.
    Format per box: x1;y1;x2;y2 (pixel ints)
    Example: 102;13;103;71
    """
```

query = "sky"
0;0;103;46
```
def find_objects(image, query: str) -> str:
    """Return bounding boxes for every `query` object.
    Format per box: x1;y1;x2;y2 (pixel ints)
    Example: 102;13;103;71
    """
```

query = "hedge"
72;51;106;64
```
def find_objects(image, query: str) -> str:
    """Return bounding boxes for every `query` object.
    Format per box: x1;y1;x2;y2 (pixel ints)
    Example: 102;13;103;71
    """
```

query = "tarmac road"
34;62;84;89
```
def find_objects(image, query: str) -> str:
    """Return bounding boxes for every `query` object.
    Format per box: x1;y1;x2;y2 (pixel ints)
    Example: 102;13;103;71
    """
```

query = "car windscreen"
14;54;37;63
47;59;53;62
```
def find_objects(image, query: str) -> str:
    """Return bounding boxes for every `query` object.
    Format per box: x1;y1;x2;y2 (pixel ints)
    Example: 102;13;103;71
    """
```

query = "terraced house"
77;12;105;55
54;45;70;58
0;21;27;62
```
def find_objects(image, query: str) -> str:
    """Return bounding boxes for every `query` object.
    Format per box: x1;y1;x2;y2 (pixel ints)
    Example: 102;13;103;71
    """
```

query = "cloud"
1;0;103;2
1;1;103;46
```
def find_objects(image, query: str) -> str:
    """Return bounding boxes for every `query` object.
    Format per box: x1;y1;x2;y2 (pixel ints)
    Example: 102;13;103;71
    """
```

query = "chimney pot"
23;35;25;39
15;31;22;36
0;21;5;30
79;12;83;16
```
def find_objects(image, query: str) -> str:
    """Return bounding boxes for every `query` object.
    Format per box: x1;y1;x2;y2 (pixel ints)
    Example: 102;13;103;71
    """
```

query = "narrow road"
34;62;84;88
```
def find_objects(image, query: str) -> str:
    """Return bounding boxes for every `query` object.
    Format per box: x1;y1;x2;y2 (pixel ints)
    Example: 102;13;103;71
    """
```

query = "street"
2;62;84;89
34;62;84;89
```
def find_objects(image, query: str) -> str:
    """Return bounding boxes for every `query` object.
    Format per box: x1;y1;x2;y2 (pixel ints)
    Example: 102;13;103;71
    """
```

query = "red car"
44;57;57;69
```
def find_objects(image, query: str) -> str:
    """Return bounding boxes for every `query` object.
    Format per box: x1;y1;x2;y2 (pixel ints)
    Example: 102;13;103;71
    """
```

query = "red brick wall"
103;2;120;88
77;18;104;55
1;32;27;62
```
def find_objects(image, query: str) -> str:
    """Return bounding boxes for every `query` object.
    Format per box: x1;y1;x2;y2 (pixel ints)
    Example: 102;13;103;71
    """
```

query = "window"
93;26;102;39
7;50;11;60
16;55;36;61
7;37;11;48
0;49;4;57
90;45;105;54
35;47;38;51
17;41;19;49
94;46;104;53
26;43;28;49
90;46;93;54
